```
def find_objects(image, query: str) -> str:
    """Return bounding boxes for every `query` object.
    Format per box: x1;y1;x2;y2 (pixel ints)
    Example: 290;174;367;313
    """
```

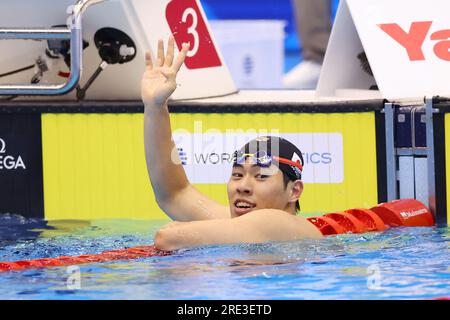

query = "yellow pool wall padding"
41;112;379;220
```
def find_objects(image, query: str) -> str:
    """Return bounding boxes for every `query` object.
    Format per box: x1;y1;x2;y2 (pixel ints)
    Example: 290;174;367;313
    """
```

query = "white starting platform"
0;0;236;100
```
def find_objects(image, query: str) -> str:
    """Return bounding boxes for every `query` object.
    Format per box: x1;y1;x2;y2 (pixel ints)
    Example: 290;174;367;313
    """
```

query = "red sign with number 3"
166;0;222;69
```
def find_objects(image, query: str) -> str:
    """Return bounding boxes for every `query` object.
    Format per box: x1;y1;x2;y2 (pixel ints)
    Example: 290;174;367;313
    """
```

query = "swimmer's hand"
141;37;190;107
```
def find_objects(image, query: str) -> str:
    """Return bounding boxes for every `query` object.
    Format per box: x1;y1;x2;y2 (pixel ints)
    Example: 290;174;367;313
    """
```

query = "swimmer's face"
227;159;302;218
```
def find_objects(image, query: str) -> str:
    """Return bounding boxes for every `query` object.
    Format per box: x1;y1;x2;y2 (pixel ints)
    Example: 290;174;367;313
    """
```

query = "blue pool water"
0;214;449;300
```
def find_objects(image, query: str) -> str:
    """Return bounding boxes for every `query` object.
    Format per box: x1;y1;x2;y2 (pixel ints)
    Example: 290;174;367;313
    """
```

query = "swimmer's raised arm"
142;37;229;221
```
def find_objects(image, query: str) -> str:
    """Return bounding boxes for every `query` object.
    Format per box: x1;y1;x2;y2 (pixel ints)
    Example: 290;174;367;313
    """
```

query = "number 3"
182;8;200;57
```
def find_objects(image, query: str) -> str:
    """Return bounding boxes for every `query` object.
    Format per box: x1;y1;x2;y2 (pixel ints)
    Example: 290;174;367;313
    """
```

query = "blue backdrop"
201;0;340;71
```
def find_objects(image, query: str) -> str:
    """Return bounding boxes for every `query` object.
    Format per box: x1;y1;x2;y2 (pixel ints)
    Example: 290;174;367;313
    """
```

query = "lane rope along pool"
0;199;435;272
307;199;434;235
0;245;170;272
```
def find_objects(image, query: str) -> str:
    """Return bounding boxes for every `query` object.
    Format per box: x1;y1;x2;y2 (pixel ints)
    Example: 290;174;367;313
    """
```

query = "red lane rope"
0;245;170;272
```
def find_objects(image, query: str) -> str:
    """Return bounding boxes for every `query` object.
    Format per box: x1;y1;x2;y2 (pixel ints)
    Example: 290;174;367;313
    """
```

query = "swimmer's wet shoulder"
154;209;323;251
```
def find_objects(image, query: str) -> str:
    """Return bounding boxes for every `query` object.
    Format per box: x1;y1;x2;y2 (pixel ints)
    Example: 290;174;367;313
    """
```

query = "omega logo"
0;137;26;170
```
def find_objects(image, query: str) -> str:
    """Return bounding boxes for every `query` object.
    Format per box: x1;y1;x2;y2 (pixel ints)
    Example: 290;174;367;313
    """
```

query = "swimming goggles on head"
233;150;303;173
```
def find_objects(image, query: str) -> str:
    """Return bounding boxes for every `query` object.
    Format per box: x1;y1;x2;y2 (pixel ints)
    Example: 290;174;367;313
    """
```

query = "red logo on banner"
379;21;450;62
166;0;222;69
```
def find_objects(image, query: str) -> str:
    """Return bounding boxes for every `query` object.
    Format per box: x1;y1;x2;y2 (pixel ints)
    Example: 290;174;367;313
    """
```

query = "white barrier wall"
210;20;285;90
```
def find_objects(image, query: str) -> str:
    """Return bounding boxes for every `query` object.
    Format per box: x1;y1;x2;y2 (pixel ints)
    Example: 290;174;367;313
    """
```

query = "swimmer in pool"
142;37;323;251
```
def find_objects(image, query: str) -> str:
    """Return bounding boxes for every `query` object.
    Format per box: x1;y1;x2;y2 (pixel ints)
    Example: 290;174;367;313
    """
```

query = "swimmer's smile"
234;198;256;215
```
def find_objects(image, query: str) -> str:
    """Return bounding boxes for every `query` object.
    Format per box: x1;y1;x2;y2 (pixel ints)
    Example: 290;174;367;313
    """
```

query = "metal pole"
0;29;71;40
0;0;106;96
425;97;436;217
385;102;397;201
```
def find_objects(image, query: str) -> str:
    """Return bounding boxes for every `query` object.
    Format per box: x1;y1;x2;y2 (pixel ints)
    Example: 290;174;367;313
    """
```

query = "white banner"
172;133;344;184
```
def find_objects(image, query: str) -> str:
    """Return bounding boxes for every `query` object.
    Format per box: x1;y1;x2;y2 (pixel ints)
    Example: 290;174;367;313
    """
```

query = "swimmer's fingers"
172;42;190;73
165;36;175;67
157;39;165;67
145;51;153;70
